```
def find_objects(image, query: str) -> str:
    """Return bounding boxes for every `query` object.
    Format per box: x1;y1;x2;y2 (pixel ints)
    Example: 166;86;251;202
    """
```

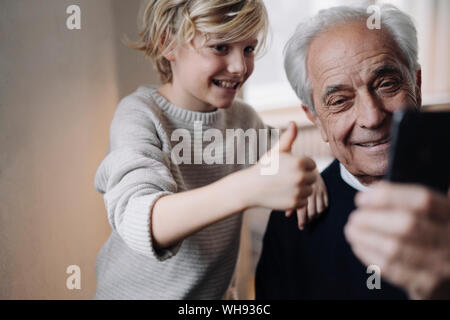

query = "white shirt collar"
339;163;370;192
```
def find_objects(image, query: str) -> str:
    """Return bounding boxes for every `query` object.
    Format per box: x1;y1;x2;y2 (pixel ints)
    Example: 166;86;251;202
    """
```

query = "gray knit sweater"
93;86;267;299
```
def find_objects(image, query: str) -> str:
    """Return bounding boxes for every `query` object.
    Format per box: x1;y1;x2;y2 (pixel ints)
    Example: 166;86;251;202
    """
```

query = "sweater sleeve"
94;96;180;260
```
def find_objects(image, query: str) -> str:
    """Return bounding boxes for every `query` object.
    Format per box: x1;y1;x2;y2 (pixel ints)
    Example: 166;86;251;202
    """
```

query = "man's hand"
344;182;450;299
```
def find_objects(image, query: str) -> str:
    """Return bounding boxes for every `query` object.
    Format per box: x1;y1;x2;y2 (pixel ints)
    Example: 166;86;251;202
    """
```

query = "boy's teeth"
213;80;239;89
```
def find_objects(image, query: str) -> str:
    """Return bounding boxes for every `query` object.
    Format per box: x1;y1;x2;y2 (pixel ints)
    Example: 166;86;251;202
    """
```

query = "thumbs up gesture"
276;120;299;152
242;122;317;212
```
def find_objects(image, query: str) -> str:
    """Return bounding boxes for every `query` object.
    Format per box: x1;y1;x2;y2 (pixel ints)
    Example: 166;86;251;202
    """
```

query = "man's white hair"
284;3;420;112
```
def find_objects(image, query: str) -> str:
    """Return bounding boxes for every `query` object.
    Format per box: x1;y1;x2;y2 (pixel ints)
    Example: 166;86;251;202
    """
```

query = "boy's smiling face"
164;33;258;111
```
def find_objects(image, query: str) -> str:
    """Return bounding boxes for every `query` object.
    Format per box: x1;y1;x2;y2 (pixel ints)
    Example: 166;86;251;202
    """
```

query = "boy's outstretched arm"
152;122;317;249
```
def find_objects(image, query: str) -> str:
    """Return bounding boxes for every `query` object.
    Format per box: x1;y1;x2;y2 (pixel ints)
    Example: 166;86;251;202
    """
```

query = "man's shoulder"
321;158;358;207
321;158;341;182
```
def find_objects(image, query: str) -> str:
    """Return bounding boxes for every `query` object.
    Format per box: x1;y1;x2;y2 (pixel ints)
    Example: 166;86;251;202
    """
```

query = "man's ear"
301;104;329;143
302;105;316;123
415;69;422;107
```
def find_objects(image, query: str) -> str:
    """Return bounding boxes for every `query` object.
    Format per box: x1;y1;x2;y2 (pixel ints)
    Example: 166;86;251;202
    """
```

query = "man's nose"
227;50;247;76
355;91;387;129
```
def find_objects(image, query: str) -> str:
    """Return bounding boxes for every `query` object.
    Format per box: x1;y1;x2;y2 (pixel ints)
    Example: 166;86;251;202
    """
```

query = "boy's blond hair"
125;0;269;83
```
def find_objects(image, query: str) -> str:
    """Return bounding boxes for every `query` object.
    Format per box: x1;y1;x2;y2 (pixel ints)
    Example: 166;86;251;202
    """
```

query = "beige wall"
0;0;159;299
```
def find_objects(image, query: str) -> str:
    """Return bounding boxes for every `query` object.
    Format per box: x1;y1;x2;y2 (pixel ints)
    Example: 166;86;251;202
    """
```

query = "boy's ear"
163;49;175;62
301;104;329;143
160;32;176;61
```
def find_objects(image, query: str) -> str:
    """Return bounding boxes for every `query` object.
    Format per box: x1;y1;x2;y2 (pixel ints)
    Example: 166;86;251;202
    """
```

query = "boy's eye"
212;45;228;53
244;46;255;54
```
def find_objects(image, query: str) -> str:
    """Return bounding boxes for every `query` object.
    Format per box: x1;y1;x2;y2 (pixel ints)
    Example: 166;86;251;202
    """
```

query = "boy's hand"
242;122;317;211
286;169;328;229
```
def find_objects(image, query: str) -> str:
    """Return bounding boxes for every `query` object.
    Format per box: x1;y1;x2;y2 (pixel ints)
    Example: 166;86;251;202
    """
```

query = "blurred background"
0;0;448;299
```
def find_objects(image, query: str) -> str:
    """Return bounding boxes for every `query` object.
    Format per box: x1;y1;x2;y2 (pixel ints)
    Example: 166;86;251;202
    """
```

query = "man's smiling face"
304;20;421;185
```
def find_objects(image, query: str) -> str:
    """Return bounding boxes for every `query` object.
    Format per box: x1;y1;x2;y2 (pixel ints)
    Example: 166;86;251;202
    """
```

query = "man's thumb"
278;121;297;152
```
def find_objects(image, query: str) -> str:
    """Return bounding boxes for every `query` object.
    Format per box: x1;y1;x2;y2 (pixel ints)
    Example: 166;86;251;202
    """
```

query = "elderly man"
255;4;450;299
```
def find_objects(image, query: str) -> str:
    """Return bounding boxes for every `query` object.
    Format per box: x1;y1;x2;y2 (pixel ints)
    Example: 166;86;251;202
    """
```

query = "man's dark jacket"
255;159;408;299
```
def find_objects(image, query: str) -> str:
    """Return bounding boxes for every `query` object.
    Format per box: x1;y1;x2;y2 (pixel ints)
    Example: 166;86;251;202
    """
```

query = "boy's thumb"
278;121;297;153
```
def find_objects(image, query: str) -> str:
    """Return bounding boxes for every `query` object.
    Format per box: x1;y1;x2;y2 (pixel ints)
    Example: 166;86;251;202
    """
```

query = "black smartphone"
385;108;450;194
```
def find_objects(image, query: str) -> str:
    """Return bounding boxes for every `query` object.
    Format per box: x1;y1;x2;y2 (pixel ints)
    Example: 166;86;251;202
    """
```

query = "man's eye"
380;81;394;88
378;79;400;92
330;98;347;106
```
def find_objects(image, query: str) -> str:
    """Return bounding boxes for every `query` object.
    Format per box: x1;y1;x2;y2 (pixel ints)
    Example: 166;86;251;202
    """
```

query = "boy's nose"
227;51;247;76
